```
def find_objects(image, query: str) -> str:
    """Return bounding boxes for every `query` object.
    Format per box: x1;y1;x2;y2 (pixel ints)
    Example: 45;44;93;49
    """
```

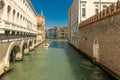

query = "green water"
1;40;116;80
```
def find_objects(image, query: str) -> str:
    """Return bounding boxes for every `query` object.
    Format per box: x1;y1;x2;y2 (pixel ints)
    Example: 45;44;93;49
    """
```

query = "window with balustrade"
82;8;86;17
95;5;99;14
82;4;86;17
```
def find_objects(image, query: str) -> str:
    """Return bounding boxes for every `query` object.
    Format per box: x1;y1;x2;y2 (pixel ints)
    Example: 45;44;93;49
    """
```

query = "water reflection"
0;40;117;80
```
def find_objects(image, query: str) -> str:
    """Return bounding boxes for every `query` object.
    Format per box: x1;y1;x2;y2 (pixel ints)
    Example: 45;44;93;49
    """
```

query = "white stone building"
68;0;117;49
0;0;39;75
0;0;37;42
46;27;68;39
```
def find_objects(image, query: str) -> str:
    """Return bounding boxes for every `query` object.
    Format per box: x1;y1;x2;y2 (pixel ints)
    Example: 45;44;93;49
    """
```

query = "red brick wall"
79;12;120;76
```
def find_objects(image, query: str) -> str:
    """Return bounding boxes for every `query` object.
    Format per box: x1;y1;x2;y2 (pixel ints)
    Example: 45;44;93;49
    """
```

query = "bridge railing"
0;20;37;34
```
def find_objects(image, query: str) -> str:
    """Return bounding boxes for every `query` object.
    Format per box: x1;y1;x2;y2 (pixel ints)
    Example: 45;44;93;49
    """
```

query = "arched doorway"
93;39;100;62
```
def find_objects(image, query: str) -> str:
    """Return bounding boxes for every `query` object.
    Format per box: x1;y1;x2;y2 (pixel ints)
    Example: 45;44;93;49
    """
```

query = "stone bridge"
0;38;38;75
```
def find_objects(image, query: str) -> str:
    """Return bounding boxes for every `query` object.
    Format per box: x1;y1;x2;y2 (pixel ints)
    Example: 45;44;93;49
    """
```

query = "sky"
30;0;72;28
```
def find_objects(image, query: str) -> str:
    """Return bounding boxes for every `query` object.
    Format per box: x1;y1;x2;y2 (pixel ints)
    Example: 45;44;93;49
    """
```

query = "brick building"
37;14;45;44
68;0;117;49
78;1;120;79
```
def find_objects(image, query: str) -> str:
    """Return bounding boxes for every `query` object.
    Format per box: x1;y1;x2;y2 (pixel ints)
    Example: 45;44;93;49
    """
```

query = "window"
95;9;99;14
103;5;107;10
62;33;64;35
82;4;85;7
95;5;99;14
23;0;25;3
95;5;98;7
82;8;86;17
0;0;2;9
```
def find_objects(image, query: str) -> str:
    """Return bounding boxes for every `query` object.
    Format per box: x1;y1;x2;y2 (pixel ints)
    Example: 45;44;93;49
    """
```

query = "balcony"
0;19;37;35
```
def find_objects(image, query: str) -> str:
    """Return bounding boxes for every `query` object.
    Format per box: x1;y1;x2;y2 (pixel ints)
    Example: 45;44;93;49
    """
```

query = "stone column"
29;42;34;50
15;52;23;60
0;63;4;76
24;48;29;55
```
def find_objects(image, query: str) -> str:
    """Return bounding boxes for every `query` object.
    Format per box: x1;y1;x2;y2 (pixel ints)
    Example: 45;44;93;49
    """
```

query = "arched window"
7;5;11;21
0;0;5;10
23;17;25;26
17;12;19;24
20;15;22;25
13;9;16;22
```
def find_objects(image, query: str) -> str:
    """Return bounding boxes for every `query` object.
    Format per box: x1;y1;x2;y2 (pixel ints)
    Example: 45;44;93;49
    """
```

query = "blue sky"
30;0;72;28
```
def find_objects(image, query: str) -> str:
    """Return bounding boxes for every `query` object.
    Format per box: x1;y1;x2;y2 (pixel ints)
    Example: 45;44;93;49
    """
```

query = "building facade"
37;15;45;44
58;27;67;39
68;0;117;49
45;28;55;39
46;27;67;39
0;0;45;75
78;1;120;78
0;0;37;41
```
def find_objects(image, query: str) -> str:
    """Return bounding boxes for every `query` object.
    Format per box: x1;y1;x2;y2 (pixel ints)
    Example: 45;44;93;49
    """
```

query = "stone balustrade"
0;20;37;34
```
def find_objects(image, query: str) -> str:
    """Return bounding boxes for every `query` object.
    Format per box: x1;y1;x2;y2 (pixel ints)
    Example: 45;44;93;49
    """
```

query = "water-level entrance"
1;40;116;80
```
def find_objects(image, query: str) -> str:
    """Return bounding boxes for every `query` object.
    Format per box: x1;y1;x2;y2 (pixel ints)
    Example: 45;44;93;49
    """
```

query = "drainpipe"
79;0;81;23
78;0;81;49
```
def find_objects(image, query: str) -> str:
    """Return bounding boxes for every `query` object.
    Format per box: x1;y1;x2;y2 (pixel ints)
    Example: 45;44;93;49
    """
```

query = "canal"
1;40;116;80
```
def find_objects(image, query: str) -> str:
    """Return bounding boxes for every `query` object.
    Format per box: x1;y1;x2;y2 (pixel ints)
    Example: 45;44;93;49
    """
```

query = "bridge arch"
22;42;27;53
27;39;35;51
29;41;32;47
21;40;29;55
3;41;21;71
34;39;37;44
11;45;20;61
33;38;37;48
29;40;33;50
93;39;100;62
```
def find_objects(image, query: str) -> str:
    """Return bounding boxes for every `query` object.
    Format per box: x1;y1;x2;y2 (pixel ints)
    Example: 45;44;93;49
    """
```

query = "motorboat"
44;43;49;48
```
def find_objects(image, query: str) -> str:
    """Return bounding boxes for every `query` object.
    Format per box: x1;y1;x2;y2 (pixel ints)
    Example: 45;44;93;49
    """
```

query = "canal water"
1;40;116;80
